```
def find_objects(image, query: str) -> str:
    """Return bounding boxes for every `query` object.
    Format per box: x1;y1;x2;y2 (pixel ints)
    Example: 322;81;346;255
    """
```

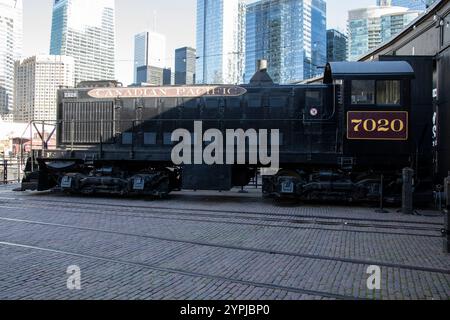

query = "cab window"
351;80;401;105
351;80;375;104
377;80;401;105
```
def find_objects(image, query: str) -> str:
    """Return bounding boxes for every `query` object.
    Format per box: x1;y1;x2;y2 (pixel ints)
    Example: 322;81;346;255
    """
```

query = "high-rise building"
136;66;171;86
245;0;326;84
175;47;196;85
327;29;348;62
50;0;116;85
134;31;166;83
381;10;420;42
196;0;246;84
348;6;415;61
377;0;436;11
14;55;75;122
0;0;22;115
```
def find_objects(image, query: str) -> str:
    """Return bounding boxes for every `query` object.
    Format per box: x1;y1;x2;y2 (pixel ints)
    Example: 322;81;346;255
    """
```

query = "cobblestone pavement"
0;184;449;300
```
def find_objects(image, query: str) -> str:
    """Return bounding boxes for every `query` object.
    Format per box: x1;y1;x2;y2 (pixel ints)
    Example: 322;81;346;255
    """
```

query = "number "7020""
351;118;405;133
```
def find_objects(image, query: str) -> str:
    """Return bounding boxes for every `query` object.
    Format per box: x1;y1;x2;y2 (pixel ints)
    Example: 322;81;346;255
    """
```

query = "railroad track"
0;216;449;276
0;197;443;237
1;194;442;225
0;240;360;300
1;194;448;300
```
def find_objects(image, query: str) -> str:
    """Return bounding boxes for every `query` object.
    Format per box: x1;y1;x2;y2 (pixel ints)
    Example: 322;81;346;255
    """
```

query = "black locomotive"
20;59;440;204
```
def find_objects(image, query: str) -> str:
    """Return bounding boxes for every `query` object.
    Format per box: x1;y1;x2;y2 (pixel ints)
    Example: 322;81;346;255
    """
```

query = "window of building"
377;80;401;105
351;80;375;104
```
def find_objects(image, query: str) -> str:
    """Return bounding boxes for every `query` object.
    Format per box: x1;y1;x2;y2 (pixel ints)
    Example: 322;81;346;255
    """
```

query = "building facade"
49;0;115;84
245;0;326;84
381;10;420;42
0;0;22;115
377;0;437;11
175;47;196;85
136;65;171;86
196;0;246;84
13;55;75;122
134;31;166;83
327;29;348;62
348;6;417;61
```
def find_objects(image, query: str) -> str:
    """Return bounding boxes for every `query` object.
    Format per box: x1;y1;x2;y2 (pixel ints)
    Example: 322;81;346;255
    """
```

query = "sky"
23;0;375;85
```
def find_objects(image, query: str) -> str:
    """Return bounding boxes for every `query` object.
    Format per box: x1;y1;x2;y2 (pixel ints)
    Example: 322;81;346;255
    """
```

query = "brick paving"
0;184;449;300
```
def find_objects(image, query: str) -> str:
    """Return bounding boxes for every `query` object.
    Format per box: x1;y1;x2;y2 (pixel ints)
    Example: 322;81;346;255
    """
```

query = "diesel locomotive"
19;59;441;204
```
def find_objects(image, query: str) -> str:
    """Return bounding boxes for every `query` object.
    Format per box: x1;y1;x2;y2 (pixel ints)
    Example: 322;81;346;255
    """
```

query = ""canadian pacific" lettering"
87;86;247;99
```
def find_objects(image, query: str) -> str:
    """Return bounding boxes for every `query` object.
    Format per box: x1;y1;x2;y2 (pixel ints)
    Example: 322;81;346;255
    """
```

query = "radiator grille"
61;101;114;144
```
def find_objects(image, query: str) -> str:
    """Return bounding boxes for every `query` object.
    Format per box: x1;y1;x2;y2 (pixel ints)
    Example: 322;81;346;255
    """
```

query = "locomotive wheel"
274;169;303;205
276;169;302;179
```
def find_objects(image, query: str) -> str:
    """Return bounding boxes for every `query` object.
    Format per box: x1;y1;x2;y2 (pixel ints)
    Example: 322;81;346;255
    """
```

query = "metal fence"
0;157;26;185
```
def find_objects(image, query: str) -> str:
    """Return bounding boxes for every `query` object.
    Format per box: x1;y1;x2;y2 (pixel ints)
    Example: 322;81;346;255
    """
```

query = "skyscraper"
245;0;326;84
381;10;420;42
136;66;172;86
50;0;116;84
14;55;75;122
133;31;166;83
0;0;22;115
196;0;246;84
327;29;348;62
175;47;196;85
348;6;414;61
377;0;436;11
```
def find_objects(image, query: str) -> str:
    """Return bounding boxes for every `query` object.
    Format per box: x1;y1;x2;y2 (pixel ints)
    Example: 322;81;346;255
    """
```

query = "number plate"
281;181;294;194
347;111;408;141
61;176;72;189
133;177;145;190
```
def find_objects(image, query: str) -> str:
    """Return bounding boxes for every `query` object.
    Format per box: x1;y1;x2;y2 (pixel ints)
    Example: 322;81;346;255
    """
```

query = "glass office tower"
381;10;420;42
377;0;436;11
0;0;22;114
175;47;196;85
327;29;348;62
245;0;326;84
50;0;116;84
133;31;166;83
348;6;415;61
196;0;246;84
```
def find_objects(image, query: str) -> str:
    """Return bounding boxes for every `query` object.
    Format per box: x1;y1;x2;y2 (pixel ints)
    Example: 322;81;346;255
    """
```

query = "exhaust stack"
257;59;268;72
249;59;274;86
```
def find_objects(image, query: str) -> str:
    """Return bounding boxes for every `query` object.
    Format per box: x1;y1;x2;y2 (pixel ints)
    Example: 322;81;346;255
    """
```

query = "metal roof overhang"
323;61;415;83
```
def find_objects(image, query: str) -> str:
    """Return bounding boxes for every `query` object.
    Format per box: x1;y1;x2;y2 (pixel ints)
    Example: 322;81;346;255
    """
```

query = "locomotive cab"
324;61;414;169
265;61;416;202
